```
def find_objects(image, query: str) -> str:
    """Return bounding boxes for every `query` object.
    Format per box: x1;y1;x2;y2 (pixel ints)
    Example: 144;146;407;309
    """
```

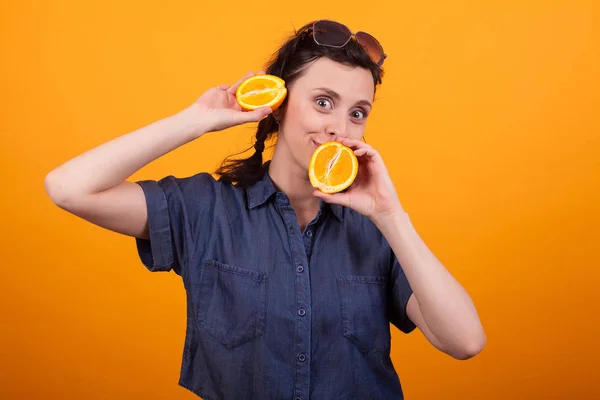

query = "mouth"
311;139;323;149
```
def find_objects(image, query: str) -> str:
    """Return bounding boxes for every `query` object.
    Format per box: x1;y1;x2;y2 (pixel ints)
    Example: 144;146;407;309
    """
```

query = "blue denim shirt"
135;162;416;400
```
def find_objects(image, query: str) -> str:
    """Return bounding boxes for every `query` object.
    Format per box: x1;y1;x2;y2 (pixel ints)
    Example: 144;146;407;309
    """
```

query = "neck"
269;144;321;219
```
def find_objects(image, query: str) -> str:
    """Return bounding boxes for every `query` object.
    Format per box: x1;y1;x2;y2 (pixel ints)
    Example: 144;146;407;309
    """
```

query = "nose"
325;115;349;139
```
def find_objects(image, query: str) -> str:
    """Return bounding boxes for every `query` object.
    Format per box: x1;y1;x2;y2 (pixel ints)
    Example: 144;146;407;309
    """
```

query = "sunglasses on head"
309;20;387;66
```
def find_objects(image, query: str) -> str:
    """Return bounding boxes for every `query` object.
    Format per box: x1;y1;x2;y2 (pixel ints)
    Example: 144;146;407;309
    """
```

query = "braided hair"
216;22;382;186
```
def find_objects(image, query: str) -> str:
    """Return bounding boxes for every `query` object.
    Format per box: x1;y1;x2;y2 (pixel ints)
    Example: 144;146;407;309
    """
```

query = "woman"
45;20;485;400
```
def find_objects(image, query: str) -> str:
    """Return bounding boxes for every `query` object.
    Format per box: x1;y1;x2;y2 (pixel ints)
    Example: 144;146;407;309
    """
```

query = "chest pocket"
195;260;267;349
337;276;392;355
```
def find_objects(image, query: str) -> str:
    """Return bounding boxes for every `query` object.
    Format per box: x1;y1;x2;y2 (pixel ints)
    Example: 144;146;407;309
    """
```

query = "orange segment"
309;141;359;194
235;74;287;111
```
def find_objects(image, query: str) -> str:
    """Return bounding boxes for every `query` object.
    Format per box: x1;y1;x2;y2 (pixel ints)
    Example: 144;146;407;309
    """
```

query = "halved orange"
236;74;287;111
309;141;359;194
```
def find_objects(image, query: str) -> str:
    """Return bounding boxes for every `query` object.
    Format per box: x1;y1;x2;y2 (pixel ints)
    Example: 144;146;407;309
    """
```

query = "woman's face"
276;57;375;172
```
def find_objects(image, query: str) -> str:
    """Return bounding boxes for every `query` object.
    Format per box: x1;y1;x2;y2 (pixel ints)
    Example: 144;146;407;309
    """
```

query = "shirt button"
298;308;306;316
296;265;304;273
298;353;306;362
306;230;313;237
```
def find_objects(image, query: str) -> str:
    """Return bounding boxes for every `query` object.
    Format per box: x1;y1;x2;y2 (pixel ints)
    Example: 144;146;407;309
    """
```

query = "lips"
311;139;322;149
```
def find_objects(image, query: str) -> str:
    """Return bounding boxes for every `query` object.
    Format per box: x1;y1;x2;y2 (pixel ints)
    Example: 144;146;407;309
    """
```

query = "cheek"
300;107;334;135
349;125;366;140
285;102;325;135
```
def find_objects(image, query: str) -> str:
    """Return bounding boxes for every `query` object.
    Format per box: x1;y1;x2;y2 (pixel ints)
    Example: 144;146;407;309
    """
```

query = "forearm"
376;211;485;351
45;106;206;201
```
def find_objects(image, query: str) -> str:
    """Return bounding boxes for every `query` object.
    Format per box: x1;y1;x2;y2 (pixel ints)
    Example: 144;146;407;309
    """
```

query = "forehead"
290;58;375;102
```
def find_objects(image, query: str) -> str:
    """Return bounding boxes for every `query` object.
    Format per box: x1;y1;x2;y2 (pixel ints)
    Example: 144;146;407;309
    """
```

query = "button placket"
279;201;311;400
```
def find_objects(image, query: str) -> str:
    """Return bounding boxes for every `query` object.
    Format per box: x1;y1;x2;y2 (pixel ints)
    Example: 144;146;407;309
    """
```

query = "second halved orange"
235;74;287;111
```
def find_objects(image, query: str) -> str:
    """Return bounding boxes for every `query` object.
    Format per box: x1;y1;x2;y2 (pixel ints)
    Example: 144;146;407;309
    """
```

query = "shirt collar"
246;161;279;210
246;161;344;221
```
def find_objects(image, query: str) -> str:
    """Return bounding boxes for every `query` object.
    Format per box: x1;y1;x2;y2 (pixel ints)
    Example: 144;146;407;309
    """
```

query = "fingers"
233;106;273;125
354;147;371;157
313;189;351;208
217;84;230;91
227;71;261;94
336;137;378;158
335;136;365;148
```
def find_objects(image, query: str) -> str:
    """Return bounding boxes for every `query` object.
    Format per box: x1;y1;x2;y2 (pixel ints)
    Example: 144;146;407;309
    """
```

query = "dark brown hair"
216;21;384;186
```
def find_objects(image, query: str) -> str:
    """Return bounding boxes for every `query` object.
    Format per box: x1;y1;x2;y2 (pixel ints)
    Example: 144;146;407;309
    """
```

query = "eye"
315;97;333;110
351;109;368;120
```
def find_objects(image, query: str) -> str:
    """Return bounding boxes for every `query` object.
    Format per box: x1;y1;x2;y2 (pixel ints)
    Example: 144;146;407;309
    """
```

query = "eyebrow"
313;87;372;109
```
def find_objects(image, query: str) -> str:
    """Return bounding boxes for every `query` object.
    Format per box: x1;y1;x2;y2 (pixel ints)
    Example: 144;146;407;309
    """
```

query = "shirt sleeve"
389;255;417;334
134;173;217;276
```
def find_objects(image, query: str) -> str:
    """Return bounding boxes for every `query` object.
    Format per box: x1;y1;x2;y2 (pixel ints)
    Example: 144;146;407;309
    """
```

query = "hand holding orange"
185;71;278;134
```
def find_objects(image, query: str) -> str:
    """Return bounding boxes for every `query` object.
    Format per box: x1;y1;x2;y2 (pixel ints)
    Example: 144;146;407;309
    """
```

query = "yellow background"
1;1;599;399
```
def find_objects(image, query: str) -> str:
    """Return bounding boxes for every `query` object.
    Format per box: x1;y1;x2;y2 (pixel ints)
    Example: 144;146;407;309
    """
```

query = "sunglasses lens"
356;32;385;65
313;20;352;47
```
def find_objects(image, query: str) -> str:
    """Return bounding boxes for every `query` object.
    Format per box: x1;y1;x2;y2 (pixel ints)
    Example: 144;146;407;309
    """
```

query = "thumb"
234;107;273;124
313;190;351;207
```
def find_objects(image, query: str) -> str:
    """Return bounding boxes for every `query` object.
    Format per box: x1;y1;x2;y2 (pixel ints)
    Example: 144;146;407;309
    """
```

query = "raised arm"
44;72;272;239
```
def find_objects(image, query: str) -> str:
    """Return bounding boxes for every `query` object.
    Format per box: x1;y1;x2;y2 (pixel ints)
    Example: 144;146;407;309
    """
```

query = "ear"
272;109;281;122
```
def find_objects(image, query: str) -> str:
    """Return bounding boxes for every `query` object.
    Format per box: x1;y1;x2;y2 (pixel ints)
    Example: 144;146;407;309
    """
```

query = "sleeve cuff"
395;282;417;334
135;180;175;272
392;268;417;334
